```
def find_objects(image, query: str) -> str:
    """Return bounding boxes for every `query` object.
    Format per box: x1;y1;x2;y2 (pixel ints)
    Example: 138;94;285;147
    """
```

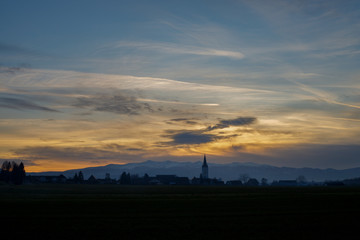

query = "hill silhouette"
27;160;360;182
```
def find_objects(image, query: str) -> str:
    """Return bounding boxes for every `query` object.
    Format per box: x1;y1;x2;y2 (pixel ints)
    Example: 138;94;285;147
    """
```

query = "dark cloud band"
0;97;59;112
208;117;256;131
73;94;153;115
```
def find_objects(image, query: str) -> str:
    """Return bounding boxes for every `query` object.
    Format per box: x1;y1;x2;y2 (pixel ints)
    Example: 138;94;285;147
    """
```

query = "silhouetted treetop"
0;161;26;184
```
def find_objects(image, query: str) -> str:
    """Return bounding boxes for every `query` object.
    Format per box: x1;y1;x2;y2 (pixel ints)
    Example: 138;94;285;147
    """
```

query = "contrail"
289;79;360;110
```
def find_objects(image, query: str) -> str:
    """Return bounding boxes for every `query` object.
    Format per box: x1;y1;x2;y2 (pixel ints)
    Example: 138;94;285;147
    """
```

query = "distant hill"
27;160;360;182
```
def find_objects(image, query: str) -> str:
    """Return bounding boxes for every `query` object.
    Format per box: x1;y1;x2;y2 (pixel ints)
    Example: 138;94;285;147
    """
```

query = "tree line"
69;171;136;184
0;161;26;185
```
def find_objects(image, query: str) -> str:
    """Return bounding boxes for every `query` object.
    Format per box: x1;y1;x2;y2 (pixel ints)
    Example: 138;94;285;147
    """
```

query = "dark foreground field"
1;185;359;240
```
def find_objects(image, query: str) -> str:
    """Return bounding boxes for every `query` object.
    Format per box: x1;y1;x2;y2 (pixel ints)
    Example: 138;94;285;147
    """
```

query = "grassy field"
1;184;359;239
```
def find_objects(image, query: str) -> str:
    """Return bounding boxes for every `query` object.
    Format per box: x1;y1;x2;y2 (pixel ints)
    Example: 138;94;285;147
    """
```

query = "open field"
1;184;359;239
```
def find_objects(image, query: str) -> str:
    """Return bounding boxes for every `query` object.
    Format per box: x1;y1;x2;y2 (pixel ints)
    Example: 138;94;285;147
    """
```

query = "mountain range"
27;160;360;182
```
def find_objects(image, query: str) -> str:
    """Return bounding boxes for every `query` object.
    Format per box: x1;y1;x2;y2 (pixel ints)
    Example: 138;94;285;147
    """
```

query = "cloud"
0;67;272;95
164;116;257;146
207;117;257;131
0;65;30;74
281;72;320;79
0;43;48;58
265;144;360;169
0;43;32;54
167;118;199;125
170;131;215;145
0;97;59;112
110;41;245;59
73;94;153;115
125;148;143;151
14;146;142;163
289;79;360;110
0;158;38;167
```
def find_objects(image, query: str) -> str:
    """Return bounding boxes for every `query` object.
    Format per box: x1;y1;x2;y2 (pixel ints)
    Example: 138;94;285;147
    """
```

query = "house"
324;181;345;186
87;175;98;184
343;178;360;186
27;175;67;183
155;175;190;185
245;178;259;186
226;180;243;186
273;180;298;186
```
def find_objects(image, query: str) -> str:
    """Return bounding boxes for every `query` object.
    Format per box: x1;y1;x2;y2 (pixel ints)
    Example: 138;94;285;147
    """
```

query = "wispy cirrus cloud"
289;80;360;110
13;146;145;168
243;0;360;57
0;67;271;94
104;41;245;59
0;67;275;117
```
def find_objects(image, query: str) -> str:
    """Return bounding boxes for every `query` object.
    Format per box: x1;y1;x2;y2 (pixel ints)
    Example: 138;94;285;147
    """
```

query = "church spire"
203;154;207;167
202;154;208;179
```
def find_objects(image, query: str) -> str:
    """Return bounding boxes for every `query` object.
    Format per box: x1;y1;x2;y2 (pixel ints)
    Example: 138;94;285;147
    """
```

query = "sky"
1;0;360;172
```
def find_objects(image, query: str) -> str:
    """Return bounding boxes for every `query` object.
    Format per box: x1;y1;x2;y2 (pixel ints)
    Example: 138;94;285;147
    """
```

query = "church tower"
202;154;209;179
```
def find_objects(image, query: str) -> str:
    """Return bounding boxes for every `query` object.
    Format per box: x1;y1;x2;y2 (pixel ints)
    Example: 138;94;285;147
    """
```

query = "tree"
296;175;307;185
120;172;127;184
1;161;9;171
19;162;26;180
246;178;259;186
143;173;150;185
2;161;12;172
73;173;79;183
0;161;10;182
261;178;268;186
78;171;84;183
11;162;19;184
0;161;26;184
239;174;250;183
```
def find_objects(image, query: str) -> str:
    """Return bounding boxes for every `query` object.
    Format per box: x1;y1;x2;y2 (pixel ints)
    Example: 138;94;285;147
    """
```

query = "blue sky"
1;0;360;171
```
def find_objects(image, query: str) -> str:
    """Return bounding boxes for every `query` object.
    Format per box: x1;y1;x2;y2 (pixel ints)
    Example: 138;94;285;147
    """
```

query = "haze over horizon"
1;0;360;172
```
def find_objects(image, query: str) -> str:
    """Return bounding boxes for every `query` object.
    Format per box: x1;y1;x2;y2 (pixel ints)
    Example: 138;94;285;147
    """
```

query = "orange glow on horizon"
25;161;128;173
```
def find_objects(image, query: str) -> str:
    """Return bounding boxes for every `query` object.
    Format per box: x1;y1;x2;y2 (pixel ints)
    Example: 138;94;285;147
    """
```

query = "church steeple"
202;154;209;179
203;154;208;167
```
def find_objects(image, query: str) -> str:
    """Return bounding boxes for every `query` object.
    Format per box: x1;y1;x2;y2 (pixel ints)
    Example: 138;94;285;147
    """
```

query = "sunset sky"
1;0;360;172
